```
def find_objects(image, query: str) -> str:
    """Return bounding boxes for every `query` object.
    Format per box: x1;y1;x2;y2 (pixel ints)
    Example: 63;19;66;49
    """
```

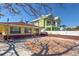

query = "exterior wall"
0;25;4;33
33;21;39;26
33;19;45;28
31;28;37;34
38;19;45;28
46;31;79;36
45;20;60;31
55;22;58;27
33;19;54;31
21;27;25;34
32;15;61;31
0;24;33;35
6;25;20;35
8;25;32;35
0;24;6;35
0;23;40;39
43;17;60;31
5;24;39;35
45;20;52;31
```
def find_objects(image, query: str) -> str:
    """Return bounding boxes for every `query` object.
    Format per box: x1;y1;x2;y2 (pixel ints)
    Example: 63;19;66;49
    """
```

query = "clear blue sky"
0;3;79;26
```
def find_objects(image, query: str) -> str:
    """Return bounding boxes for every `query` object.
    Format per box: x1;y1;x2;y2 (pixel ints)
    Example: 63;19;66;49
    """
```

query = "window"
10;27;21;34
47;20;51;26
52;22;55;26
24;28;31;33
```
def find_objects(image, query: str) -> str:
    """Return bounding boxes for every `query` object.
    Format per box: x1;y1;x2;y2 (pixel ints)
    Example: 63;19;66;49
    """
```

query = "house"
31;14;61;32
0;22;40;40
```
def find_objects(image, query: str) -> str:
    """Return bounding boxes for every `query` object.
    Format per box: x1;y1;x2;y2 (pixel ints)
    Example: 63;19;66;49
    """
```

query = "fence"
46;31;79;36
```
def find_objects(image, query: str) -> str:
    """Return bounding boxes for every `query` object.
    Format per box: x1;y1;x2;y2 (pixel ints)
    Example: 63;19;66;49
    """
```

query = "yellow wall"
0;24;6;35
7;25;26;35
0;25;4;32
0;24;39;35
7;24;34;35
33;22;39;26
33;19;45;28
39;19;44;27
31;28;36;34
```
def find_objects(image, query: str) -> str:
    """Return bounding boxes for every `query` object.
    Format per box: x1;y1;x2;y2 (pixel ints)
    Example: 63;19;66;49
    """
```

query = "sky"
0;3;79;27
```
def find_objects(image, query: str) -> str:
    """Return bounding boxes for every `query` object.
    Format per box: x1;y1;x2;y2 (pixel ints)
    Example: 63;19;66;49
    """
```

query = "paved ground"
0;38;33;56
0;36;79;56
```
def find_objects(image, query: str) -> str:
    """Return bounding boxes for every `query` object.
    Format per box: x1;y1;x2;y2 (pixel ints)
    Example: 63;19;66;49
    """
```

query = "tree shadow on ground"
0;42;19;56
32;44;79;56
0;44;11;56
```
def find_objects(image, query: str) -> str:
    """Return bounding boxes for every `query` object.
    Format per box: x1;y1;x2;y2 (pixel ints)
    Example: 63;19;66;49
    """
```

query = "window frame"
10;26;21;34
24;27;32;33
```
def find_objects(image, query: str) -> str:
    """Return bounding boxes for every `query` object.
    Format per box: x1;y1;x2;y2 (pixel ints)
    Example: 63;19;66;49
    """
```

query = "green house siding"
32;14;61;31
45;19;54;31
33;21;39;26
39;19;45;28
33;19;45;28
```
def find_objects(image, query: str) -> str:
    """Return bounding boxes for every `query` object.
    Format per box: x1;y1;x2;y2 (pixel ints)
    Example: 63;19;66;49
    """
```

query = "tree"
73;26;79;30
0;13;4;16
0;3;64;18
0;13;4;18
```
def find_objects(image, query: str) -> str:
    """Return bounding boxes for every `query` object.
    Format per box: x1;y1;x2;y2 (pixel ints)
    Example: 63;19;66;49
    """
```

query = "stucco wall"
46;31;79;36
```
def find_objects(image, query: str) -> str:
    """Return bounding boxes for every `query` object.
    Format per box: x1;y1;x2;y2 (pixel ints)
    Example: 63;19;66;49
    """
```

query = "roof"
31;14;60;23
0;22;39;27
32;13;51;22
54;16;59;20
